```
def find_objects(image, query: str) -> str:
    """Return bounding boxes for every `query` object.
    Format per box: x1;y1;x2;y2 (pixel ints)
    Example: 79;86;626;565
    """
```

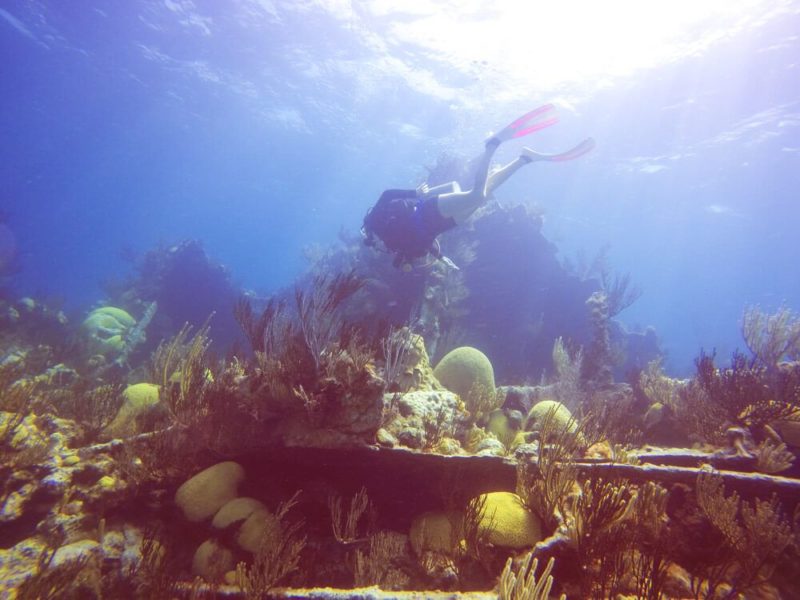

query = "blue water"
1;1;799;374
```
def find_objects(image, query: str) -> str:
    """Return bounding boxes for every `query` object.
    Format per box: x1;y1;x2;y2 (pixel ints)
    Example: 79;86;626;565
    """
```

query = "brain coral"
476;491;543;548
432;346;495;401
526;399;578;438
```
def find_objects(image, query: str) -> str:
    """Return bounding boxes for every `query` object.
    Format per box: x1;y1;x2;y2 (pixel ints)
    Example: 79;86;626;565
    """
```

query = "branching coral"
235;296;314;405
148;322;212;429
15;535;94;600
234;296;289;357
235;492;307;597
754;438;795;474
498;554;565;600
328;486;373;545
580;388;642;449
0;364;51;501
127;528;182;598
49;381;124;445
600;270;642;319
381;325;415;392
464;381;502;428
295;270;364;373
567;477;635;598
422;404;457;452
551;336;584;410
742;304;800;369
628;482;670;600
517;405;582;532
353;530;411;589
685;351;800;444
0;363;37;452
457;493;492;568
103;323;215;482
233;271;377;434
691;470;794;599
639;358;681;410
582;291;614;389
321;333;375;390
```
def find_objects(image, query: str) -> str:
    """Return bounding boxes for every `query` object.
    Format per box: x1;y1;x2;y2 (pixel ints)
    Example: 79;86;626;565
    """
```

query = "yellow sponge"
104;383;161;439
175;462;245;522
212;497;266;530
192;539;234;582
409;510;463;556
237;508;281;553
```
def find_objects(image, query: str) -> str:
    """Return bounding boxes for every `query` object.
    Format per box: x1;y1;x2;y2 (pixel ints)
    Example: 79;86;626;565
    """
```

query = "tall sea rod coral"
688;470;795;598
680;350;800;444
741;304;800;370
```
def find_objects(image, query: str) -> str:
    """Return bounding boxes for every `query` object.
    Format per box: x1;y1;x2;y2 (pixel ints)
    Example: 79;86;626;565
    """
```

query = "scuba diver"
361;104;594;271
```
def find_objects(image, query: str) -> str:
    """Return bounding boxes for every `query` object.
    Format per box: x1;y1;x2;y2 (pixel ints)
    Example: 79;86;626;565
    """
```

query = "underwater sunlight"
1;1;800;598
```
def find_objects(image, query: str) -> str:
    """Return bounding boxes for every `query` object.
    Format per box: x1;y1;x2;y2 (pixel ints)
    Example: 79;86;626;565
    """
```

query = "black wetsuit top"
365;189;457;265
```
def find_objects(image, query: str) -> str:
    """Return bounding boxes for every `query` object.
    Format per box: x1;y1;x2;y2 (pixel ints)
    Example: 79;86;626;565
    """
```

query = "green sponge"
81;306;136;356
433;346;495;401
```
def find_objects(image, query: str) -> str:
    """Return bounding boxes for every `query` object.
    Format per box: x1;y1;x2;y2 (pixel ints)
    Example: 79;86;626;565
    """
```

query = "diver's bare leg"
424;181;461;196
485;156;530;195
436;141;500;224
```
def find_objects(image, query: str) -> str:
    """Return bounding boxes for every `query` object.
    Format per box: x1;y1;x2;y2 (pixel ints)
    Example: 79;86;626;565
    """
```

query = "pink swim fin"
488;104;559;145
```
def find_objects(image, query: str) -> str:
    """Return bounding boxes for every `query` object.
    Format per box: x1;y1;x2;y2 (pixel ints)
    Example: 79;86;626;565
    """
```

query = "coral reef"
2;194;799;597
105;239;243;352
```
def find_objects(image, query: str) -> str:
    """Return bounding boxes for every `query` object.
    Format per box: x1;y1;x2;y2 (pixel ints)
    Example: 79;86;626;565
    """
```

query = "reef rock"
389;329;444;393
383;390;465;450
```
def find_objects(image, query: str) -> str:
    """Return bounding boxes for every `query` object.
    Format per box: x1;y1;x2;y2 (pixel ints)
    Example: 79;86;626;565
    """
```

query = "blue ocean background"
1;0;799;375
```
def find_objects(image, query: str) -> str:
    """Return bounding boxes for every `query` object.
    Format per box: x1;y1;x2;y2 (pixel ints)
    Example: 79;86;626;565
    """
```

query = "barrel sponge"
212;497;267;530
192;539;234;581
175;462;245;522
476;491;543;548
432;346;495;400
409;510;463;556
